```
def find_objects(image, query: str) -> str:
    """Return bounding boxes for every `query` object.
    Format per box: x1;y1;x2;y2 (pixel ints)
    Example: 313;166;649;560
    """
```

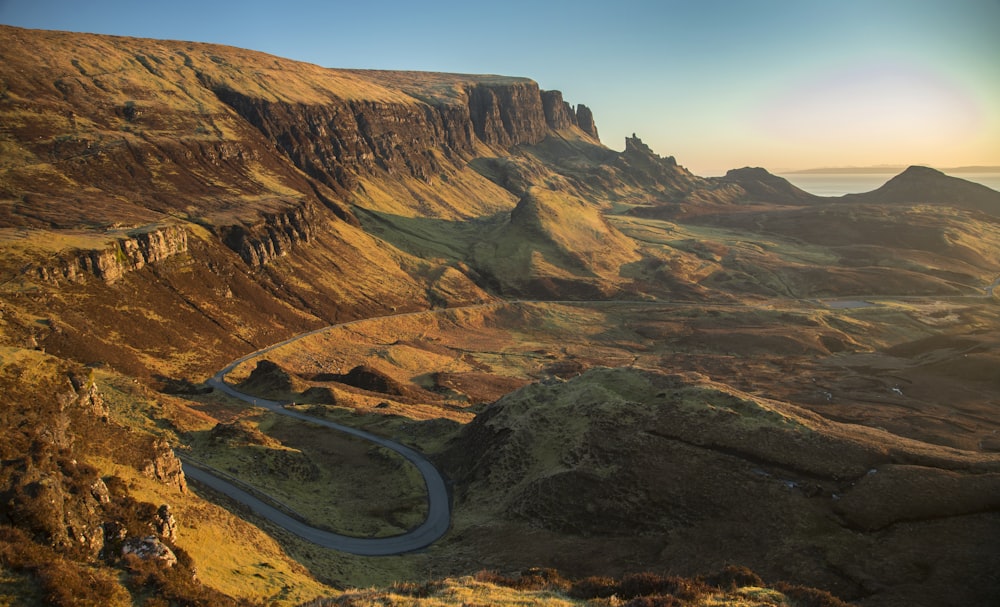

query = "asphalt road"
180;278;1000;555
181;308;463;556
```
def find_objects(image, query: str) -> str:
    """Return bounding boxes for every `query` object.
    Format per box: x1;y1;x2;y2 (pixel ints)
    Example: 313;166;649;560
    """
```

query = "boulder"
122;535;177;568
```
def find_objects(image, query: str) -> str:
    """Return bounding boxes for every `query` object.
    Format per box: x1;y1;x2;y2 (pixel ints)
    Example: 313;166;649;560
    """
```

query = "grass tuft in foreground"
301;567;852;607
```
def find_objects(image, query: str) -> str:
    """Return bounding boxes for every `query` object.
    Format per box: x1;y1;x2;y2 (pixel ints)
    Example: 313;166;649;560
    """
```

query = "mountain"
0;24;619;382
2;25;999;607
841;165;1000;215
788;165;1000;174
718;166;820;204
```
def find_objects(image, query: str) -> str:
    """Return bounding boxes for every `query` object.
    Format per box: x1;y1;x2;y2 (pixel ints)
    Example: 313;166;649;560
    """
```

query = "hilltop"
788;165;1000;174
841;165;1000;215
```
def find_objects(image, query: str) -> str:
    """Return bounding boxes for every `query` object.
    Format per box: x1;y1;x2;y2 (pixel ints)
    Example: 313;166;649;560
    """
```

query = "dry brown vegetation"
181;296;999;605
307;567;852;607
2;23;999;607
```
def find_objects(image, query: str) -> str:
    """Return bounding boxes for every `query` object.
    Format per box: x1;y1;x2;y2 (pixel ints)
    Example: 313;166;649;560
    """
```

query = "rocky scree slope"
0;349;244;605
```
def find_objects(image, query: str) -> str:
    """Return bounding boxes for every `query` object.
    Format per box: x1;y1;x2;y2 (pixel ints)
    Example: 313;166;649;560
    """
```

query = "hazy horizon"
2;0;997;175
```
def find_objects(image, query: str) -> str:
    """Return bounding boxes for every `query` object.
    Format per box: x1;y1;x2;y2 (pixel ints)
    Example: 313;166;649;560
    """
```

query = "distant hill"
716;166;820;203
841;165;1000;215
789;165;1000;174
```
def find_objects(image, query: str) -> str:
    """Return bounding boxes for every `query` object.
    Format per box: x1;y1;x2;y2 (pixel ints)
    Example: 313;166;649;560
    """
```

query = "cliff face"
210;78;592;196
466;81;548;148
0;25;627;380
35;224;189;285
218;201;315;267
211;88;462;193
539;90;599;139
0;25;599;249
0;24;613;326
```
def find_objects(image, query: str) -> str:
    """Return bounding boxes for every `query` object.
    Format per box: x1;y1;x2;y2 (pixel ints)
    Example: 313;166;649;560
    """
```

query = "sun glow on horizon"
743;61;996;172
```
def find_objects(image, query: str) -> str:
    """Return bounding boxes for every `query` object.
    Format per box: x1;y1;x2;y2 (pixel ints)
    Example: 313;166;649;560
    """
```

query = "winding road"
180;308;469;556
181;276;1000;555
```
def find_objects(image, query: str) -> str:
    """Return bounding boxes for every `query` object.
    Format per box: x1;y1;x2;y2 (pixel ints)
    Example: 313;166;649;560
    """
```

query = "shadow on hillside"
153;374;214;395
352;207;506;262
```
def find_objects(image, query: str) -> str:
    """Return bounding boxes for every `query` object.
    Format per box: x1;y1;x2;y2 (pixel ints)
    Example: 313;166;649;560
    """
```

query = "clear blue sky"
2;0;998;174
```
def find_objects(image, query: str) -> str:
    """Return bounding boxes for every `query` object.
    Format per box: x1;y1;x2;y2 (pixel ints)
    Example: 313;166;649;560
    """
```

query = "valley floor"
174;291;1000;606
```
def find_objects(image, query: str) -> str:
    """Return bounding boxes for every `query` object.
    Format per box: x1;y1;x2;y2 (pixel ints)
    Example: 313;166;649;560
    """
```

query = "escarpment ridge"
0;25;599;223
0;24;606;377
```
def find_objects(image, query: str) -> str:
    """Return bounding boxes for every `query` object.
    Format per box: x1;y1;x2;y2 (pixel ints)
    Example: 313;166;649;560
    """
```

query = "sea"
777;172;1000;197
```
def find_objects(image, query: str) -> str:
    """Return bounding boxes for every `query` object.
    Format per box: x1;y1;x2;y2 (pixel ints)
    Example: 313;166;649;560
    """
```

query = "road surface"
181;277;1000;554
182;308;465;556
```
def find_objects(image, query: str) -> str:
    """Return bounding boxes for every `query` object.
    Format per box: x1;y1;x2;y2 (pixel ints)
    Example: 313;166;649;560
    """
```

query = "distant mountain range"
787;165;1000;174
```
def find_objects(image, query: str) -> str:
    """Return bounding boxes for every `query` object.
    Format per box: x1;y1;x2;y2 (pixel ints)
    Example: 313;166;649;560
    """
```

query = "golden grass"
472;187;641;287
353;162;518;220
330;577;804;607
93;455;331;605
186;409;429;538
346;69;533;104
0;227;116;254
336;577;581;606
0;348;76;399
225;303;619;420
1;25;546;119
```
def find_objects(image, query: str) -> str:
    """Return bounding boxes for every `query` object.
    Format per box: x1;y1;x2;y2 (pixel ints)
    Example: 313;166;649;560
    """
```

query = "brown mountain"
842;165;1000;215
0;24;621;382
718;166;821;204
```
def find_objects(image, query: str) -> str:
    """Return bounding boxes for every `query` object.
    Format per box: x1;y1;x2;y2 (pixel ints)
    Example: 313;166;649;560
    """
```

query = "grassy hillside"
1;24;999;607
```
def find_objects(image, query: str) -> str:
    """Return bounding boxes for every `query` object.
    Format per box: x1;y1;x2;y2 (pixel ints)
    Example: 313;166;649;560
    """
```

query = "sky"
1;0;998;175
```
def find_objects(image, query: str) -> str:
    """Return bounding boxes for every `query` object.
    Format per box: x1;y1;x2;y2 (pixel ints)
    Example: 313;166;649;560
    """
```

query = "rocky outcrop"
539;92;599;141
0;457;109;557
219;201;315;267
0;359;190;561
68;371;110;420
574;103;599;139
35;224;188;285
153;504;178;542
541;90;576;130
235;359;295;395
604;134;710;204
312;364;413;398
141;439;187;494
122;535;177;568
624;134;675;166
